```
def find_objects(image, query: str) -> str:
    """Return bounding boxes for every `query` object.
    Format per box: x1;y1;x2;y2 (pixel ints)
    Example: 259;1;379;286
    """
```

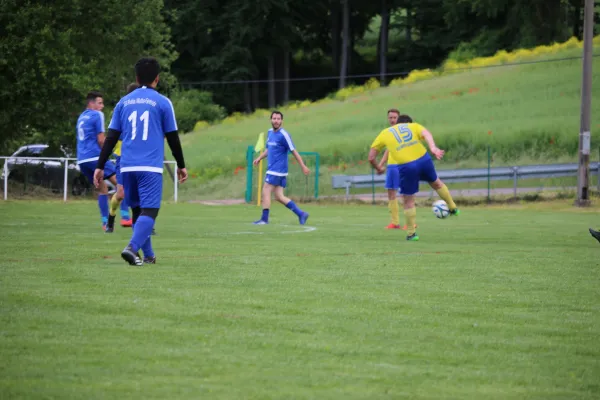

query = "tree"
339;0;350;88
379;0;391;86
0;0;176;154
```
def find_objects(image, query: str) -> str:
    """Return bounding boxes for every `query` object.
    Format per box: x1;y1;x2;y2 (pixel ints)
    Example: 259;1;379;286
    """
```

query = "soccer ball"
432;200;449;219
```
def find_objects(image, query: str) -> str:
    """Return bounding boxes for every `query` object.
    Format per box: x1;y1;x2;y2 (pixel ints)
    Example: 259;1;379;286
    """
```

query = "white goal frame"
1;156;179;202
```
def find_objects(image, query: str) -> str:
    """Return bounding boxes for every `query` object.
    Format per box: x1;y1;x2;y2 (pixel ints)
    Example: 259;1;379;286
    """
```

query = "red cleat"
120;218;133;227
386;223;401;229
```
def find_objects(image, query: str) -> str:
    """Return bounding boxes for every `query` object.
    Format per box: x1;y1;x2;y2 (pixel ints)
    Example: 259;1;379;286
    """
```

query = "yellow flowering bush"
441;35;595;73
193;120;210;131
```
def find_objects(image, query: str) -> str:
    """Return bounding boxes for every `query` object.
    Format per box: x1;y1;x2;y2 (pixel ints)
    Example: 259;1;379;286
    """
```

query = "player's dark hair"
86;91;103;103
135;57;160;86
126;82;139;94
387;108;400;115
398;114;413;123
271;110;283;119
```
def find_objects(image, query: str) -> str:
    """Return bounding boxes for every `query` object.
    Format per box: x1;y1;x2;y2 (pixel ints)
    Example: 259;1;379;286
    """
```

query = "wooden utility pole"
576;0;593;206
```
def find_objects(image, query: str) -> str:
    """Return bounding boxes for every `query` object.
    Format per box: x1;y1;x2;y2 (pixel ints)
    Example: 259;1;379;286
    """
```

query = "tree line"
0;0;593;154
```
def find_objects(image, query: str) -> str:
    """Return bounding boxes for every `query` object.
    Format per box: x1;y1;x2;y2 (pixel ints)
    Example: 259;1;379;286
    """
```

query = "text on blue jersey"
108;86;177;174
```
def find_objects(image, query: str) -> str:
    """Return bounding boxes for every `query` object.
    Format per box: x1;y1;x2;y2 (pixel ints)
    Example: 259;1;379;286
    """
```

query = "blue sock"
98;194;109;223
286;201;303;217
129;216;155;252
261;209;270;222
120;197;130;219
141;236;154;258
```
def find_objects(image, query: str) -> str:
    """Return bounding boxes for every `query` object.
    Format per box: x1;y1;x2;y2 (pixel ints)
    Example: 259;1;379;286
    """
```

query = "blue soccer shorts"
398;154;438;195
122;171;163;209
265;173;287;188
79;159;116;185
385;165;400;190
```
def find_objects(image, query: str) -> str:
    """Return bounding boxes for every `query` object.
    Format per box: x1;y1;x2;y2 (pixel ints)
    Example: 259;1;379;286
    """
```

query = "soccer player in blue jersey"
94;57;187;266
252;111;310;225
76;91;118;230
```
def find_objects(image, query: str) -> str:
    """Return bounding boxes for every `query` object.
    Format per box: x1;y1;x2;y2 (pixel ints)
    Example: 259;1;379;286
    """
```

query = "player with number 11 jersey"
95;57;187;266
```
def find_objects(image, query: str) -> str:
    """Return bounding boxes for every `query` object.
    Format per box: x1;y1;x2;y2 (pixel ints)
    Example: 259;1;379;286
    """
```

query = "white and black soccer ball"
432;200;449;219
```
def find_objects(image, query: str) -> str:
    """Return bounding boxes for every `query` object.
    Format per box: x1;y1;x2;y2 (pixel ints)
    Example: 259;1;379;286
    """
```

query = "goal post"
245;145;320;204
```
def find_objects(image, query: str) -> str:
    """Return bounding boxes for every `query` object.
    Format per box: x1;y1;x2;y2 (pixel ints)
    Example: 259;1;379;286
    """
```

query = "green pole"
245;145;253;203
371;167;375;205
487;145;491;203
314;153;320;199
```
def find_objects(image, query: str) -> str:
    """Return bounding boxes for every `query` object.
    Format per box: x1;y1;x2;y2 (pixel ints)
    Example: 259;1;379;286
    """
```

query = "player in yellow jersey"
368;115;459;241
105;83;138;232
376;110;417;230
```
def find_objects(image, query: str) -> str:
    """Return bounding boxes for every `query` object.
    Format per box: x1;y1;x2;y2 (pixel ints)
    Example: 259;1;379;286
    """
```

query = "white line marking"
279;225;317;234
216;224;318;236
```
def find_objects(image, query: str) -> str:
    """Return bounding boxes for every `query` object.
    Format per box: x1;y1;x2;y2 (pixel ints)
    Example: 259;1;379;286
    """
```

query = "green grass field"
1;200;599;399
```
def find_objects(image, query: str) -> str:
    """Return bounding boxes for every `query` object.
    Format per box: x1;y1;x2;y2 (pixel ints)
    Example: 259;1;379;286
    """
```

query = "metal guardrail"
1;156;178;202
332;163;600;200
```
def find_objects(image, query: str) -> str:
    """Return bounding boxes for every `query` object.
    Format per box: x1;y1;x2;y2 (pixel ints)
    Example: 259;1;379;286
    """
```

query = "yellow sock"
109;193;121;217
404;207;417;235
436;184;457;210
388;199;400;225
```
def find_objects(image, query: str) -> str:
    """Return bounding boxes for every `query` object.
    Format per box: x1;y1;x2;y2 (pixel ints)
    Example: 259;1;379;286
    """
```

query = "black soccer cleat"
406;233;420;241
590;228;600;244
106;215;116;232
121;245;143;266
143;256;156;264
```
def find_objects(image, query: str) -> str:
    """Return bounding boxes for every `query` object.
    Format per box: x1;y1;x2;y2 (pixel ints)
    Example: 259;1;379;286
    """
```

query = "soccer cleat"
121;245;143;266
299;212;309;225
120;218;132;227
401;224;418;230
253;220;268;225
143;256;156;264
386;223;401;229
590;228;600;244
406;233;420;241
106;215;116;231
449;208;461;216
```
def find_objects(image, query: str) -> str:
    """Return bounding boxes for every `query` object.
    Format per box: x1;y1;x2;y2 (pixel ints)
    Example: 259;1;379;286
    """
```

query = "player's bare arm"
291;149;310;175
421;129;445;160
368;148;385;175
97;132;106;148
94;129;120;188
253;150;268;166
378;150;389;170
